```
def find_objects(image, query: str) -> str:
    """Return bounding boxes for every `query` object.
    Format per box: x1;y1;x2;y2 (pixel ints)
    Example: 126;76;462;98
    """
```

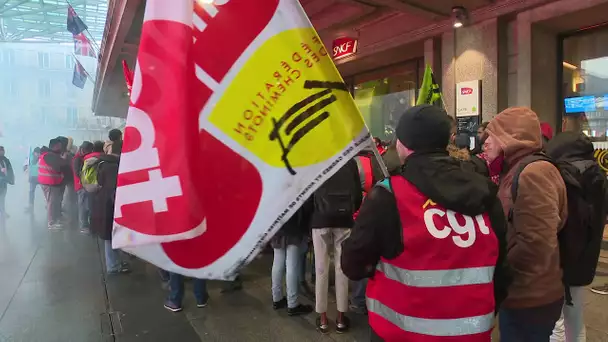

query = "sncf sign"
332;37;358;60
461;87;473;95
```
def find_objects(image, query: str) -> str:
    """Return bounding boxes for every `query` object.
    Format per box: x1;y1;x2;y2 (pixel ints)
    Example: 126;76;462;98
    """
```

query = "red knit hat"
540;122;554;140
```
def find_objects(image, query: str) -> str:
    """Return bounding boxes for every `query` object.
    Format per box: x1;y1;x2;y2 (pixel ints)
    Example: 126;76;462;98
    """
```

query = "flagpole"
369;139;390;178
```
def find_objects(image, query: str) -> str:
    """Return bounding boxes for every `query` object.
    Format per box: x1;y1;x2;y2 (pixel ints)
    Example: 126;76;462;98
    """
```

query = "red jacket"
72;153;84;191
366;175;498;341
38;152;64;185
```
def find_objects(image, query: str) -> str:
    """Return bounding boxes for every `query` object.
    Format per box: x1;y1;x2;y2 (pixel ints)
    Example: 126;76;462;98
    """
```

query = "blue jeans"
77;190;90;228
500;299;563;342
104;239;122;272
168;273;208;306
272;245;300;308
350;279;367;308
28;178;37;207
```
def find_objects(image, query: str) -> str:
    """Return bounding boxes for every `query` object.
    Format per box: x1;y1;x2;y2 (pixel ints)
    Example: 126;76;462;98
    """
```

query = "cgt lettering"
115;107;183;219
423;208;490;248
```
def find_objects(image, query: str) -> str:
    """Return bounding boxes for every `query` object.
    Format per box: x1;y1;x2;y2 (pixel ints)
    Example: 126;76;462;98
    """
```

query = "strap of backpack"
508;153;553;222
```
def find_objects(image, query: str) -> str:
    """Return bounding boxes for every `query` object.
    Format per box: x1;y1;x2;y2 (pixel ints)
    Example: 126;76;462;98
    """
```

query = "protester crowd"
4;104;608;342
265;104;608;342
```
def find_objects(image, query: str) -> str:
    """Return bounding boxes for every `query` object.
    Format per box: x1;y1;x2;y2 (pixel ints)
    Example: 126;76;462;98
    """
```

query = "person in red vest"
39;138;69;230
341;104;511;342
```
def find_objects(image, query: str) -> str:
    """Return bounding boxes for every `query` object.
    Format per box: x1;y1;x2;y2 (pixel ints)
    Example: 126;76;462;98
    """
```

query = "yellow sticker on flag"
208;29;365;174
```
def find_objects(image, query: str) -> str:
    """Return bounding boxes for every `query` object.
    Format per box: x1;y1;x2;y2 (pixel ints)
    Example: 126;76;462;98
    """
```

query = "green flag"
416;65;442;106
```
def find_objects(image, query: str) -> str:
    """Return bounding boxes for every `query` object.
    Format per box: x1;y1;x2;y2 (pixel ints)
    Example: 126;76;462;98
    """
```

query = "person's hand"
0;167;6;174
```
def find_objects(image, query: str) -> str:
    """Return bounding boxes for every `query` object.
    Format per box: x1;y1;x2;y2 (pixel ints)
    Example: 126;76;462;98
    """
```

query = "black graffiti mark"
269;80;347;175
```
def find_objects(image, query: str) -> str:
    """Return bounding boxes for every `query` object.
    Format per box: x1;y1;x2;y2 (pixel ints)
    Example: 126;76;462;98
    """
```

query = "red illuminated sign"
460;87;473;95
332;37;358;60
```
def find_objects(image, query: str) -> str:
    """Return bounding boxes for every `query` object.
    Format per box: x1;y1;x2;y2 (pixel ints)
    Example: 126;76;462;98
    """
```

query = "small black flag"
67;5;88;36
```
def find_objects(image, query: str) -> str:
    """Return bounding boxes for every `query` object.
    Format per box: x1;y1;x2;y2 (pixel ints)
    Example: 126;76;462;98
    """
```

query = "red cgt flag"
113;0;368;279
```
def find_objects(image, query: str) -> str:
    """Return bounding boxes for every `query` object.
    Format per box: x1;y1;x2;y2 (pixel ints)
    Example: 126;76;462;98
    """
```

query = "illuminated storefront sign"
332;37;358;60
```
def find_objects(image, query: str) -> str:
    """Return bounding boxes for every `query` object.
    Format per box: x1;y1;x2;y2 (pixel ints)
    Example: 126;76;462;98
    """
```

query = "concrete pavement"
1;177;608;341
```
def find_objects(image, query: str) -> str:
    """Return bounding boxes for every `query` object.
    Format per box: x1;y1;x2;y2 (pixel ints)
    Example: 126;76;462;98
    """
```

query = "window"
352;59;422;141
66;107;78;127
35;107;51;124
38;79;51;98
6;80;18;97
38;52;50;69
65;55;75;69
3;49;15;66
561;26;608;141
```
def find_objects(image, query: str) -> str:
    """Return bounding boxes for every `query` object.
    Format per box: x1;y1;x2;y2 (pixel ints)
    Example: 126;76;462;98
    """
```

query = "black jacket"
270;198;313;249
341;151;511;314
0;156;14;187
73;154;85;180
310;159;363;229
91;154;119;240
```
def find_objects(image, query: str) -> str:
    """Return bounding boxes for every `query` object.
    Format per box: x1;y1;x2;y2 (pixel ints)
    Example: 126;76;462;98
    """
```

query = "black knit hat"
396;104;452;152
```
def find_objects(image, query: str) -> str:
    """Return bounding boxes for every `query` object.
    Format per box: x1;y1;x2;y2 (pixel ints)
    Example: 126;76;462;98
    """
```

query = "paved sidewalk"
1;180;608;341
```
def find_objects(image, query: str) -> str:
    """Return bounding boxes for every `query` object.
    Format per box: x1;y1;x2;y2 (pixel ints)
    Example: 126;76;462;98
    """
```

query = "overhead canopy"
0;0;107;42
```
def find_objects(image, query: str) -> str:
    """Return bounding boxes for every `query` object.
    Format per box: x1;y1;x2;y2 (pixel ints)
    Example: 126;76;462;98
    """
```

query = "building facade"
94;0;608;145
0;42;124;149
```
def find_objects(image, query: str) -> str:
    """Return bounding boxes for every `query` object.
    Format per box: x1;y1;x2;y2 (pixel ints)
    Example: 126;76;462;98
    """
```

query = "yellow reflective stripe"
367;298;494;336
377;263;494;288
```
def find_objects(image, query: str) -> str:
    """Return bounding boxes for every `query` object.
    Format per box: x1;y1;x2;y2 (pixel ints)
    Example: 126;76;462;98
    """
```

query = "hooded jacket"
485;107;567;309
341;151;510;314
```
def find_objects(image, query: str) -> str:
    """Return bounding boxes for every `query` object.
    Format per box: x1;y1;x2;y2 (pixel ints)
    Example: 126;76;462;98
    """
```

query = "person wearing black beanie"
341;104;510;341
395;104;452;159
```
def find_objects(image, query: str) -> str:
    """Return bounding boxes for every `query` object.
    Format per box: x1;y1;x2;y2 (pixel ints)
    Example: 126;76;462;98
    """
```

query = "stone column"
440;18;499;122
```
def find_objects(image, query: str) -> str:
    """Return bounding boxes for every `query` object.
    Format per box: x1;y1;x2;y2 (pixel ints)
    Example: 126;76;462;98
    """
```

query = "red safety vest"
367;175;498;342
38;152;64;186
72;154;83;191
360;155;373;193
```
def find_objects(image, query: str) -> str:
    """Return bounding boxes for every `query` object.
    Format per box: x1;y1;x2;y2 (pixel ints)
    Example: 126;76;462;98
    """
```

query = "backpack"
314;160;360;218
81;162;101;193
510;147;607;304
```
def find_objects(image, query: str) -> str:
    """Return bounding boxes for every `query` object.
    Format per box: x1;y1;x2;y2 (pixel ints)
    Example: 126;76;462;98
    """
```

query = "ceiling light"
452;6;469;29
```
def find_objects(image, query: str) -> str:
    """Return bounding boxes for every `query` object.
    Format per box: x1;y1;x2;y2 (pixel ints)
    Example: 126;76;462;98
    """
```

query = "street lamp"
452;6;469;28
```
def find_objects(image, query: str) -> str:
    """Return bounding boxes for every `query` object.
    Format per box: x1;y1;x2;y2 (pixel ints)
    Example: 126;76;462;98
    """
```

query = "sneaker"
273;297;287;310
590;284;608;295
196;299;209;308
316;316;330;334
336;315;350;334
349;303;368;315
164;300;183;312
221;278;243;293
287;304;313;316
48;223;63;230
107;266;131;275
79;227;90;234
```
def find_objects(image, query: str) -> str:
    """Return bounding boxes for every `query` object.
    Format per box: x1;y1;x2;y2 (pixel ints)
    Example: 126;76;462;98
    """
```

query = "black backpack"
510;134;607;304
314;159;360;217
